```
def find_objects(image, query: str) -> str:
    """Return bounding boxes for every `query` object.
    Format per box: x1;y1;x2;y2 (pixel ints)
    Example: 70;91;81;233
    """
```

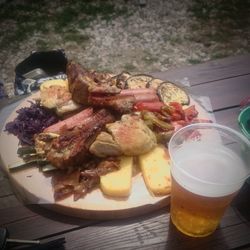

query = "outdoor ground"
0;0;250;84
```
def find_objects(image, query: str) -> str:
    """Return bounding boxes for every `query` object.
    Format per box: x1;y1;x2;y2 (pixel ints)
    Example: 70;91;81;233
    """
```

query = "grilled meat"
44;107;93;134
90;114;157;157
46;109;115;169
52;157;120;201
89;95;136;113
67;61;121;104
67;61;94;105
106;115;157;155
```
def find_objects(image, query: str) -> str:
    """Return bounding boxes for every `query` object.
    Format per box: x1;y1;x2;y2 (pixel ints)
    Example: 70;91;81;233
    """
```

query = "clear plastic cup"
168;123;250;237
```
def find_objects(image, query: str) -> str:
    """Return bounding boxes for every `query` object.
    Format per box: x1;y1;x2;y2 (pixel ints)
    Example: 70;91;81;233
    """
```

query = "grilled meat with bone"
90;114;157;157
46;109;115;169
67;61;121;105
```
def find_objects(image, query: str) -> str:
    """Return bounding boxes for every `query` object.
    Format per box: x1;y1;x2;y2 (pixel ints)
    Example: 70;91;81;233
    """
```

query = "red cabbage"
5;101;59;145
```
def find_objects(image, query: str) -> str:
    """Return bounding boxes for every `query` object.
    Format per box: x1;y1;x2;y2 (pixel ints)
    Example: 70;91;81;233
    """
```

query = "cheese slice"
100;156;133;197
139;145;171;196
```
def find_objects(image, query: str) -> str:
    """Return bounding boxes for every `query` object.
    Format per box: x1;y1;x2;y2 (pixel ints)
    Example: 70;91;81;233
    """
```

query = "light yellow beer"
170;176;236;237
168;123;250;237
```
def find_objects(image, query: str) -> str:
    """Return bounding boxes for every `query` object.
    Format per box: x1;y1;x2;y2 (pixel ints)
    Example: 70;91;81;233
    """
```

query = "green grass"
124;63;137;72
188;58;202;64
189;0;250;28
0;0;128;50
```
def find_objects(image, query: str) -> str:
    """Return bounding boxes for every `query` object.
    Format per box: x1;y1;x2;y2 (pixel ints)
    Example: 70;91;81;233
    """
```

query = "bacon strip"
44;107;93;134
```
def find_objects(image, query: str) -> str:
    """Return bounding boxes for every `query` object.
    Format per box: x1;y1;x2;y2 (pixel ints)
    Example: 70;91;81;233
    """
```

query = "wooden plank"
0;195;20;209
0;204;97;239
151;54;250;86
126;224;250;250
213;107;241;131
190;74;250;110
55;208;247;250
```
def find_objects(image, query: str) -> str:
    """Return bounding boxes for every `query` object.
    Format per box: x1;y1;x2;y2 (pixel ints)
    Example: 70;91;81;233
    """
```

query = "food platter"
0;91;211;219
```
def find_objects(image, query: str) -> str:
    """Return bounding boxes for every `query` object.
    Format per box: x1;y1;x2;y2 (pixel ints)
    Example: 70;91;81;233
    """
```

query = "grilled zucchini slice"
115;71;131;89
147;78;163;89
125;74;153;89
157;82;190;105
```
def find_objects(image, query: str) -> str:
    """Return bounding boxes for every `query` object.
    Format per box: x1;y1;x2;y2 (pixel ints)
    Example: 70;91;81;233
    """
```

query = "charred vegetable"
147;78;163;89
125;74;153;89
115;71;131;89
157;82;189;105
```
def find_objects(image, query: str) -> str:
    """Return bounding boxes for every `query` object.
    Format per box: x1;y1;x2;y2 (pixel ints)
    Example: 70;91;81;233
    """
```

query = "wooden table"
0;54;250;250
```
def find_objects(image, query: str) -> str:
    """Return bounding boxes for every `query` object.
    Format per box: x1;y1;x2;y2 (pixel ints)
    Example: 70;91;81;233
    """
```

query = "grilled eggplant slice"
157;82;190;105
147;78;163;89
115;71;131;89
125;74;153;89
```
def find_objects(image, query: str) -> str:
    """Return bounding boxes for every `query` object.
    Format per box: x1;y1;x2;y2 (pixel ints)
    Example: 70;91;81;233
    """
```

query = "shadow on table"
232;181;250;221
166;220;233;250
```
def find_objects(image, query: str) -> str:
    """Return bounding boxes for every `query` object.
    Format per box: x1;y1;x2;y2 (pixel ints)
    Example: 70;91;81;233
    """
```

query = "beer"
168;123;250;237
171;176;236;237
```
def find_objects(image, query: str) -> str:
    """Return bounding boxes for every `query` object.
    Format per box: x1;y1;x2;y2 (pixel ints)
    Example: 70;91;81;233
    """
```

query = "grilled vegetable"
147;78;163;89
157;82;189;105
8;159;48;170
134;101;164;112
125;74;153;89
115;71;131;89
17;146;37;156
41;164;57;172
141;111;174;131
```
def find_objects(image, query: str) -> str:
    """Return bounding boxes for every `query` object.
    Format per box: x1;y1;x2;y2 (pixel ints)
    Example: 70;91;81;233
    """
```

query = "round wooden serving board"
0;93;210;219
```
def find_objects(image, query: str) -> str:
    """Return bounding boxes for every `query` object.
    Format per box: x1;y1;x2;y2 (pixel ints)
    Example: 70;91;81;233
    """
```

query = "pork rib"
46;109;115;169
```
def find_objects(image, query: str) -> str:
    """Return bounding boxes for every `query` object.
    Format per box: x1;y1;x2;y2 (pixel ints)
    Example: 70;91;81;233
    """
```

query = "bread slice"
139;145;171;196
100;156;133;197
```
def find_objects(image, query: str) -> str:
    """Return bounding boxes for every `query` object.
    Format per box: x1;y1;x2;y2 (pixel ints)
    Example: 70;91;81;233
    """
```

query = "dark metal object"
14;49;68;95
0;227;65;249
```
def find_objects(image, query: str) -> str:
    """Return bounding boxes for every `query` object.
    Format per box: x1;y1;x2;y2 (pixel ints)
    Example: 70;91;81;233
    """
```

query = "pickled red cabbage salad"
5;101;58;145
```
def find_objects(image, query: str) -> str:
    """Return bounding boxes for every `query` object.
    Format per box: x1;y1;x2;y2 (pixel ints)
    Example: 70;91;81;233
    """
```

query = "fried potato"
100;156;133;197
139;145;171;196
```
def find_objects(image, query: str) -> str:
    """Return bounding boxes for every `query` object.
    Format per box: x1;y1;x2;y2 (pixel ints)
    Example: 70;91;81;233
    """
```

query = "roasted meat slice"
89;95;136;113
52;157;120;201
46;127;94;169
67;61;94;105
67;61;120;104
46;109;115;169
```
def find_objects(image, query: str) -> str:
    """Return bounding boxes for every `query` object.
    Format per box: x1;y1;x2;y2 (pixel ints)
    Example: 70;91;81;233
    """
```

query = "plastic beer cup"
168;123;250;237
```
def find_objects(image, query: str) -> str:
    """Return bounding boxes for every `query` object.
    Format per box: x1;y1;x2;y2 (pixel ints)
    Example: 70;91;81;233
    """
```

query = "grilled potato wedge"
100;156;133;197
139;145;171;196
157;82;189;105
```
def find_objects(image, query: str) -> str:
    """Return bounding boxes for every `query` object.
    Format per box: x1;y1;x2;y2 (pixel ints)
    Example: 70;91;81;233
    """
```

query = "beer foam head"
169;123;250;197
170;141;248;197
